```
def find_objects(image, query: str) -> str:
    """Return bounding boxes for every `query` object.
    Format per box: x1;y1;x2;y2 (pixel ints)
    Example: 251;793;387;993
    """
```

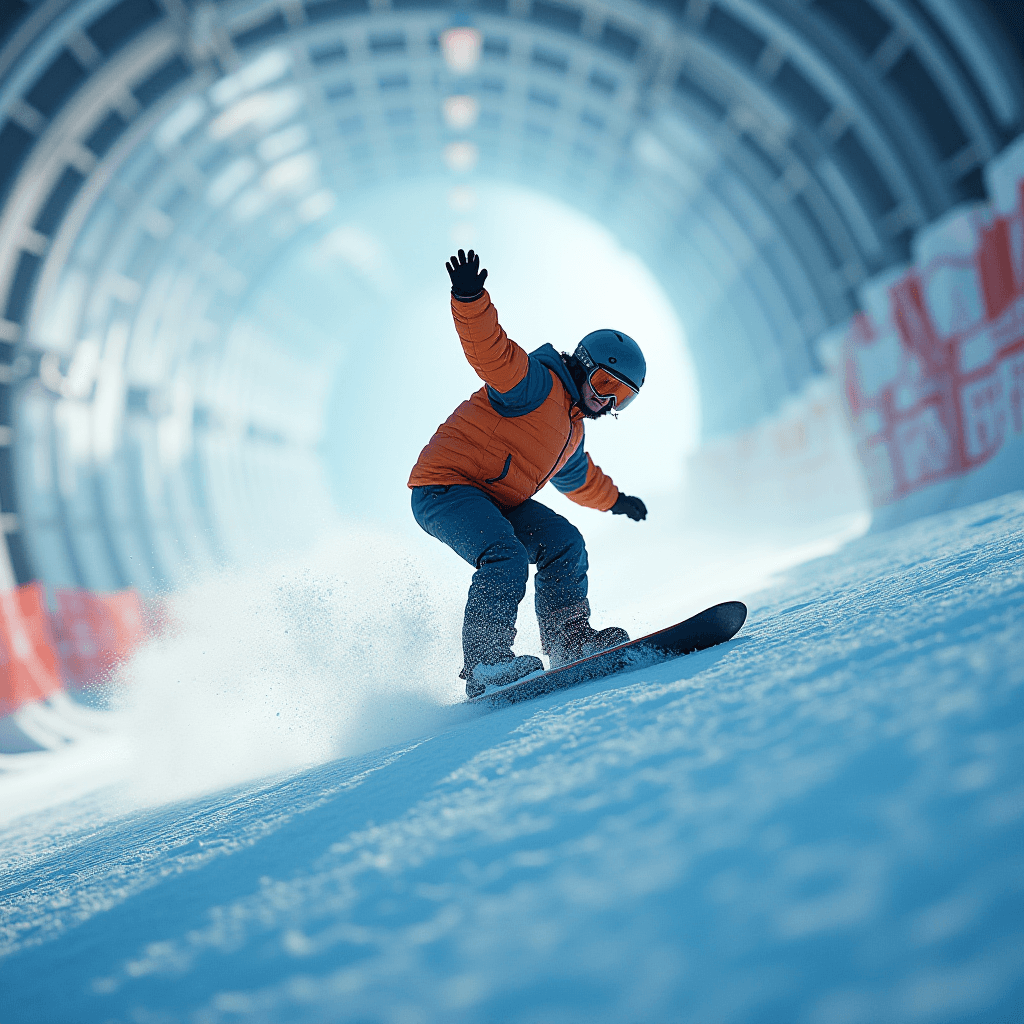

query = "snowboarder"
409;249;649;698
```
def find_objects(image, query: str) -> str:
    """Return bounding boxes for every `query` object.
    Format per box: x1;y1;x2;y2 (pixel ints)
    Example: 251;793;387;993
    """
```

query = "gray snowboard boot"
541;602;629;669
466;655;545;699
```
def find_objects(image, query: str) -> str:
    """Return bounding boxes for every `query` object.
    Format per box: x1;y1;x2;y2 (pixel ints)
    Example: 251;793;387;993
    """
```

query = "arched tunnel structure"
0;0;1021;596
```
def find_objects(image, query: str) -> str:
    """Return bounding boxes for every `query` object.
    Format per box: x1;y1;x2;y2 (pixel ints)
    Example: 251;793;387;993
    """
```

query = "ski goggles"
588;366;639;410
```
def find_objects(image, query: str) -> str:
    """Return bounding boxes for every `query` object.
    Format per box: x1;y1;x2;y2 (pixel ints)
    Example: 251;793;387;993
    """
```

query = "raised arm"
447;249;529;394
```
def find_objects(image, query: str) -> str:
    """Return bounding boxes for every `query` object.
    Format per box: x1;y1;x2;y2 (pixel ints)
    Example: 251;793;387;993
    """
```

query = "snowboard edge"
469;600;747;709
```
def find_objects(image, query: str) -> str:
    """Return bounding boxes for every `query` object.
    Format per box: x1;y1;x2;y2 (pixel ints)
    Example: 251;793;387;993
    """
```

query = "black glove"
446;249;488;301
611;493;647;521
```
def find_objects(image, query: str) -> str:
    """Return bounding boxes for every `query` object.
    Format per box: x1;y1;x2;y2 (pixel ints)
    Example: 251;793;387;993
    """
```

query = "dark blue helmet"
573;330;645;410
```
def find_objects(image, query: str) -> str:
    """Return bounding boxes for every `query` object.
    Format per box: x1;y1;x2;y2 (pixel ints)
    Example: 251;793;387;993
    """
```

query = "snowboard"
468;600;747;709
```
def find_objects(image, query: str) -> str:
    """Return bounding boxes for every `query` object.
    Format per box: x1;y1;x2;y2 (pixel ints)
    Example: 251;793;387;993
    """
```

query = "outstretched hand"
446;249;488;300
611;493;647;521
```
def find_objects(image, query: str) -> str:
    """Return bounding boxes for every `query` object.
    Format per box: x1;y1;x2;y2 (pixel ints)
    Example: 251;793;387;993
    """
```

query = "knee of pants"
540;520;587;568
475;538;530;597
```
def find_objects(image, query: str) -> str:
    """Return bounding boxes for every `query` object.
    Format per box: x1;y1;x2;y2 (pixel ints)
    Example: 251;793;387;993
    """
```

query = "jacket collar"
531;344;580;403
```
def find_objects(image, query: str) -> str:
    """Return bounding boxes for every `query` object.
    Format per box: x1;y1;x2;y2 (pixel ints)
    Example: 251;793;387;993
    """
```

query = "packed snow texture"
1;493;1023;1023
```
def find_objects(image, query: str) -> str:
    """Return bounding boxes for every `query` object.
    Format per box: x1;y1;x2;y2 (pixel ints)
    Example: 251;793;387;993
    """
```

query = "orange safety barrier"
0;583;63;717
50;587;148;689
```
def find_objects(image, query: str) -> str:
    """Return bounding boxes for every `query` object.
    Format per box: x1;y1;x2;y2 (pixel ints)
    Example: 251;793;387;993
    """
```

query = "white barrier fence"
686;134;1024;534
684;376;869;533
835;135;1024;528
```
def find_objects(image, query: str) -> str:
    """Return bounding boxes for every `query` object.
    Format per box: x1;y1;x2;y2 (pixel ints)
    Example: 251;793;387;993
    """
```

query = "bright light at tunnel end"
290;177;700;528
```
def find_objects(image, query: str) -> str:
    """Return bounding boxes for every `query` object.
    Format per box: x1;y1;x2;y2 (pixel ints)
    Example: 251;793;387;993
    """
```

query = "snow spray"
114;527;467;804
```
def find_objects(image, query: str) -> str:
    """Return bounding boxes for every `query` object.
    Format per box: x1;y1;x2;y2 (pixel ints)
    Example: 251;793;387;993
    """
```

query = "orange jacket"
408;291;620;510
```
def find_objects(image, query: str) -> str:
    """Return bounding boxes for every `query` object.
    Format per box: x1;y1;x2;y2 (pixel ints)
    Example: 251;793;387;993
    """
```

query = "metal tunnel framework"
0;0;1020;594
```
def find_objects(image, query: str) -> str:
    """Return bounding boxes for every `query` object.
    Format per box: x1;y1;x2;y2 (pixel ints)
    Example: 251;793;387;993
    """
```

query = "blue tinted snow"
1;492;1023;1023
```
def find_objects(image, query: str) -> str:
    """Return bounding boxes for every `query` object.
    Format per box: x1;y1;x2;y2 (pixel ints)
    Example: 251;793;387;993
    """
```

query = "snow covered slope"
1;493;1022;1024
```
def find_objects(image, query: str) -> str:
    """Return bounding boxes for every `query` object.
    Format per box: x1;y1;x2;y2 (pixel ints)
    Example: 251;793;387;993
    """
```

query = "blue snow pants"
411;484;590;675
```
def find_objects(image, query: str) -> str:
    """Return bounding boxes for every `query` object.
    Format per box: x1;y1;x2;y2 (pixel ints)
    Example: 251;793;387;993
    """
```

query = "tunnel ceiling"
0;0;1021;593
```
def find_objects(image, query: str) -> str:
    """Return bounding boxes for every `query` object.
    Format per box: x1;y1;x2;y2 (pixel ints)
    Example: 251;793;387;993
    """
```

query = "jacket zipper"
534;406;579;495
